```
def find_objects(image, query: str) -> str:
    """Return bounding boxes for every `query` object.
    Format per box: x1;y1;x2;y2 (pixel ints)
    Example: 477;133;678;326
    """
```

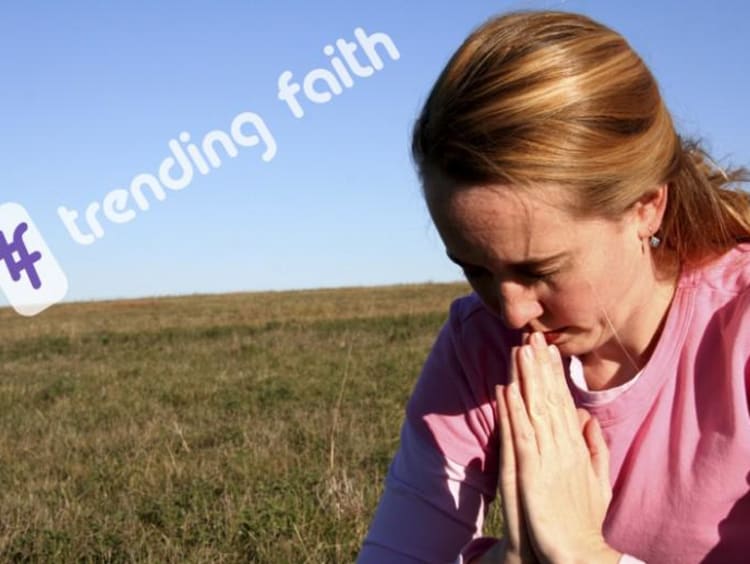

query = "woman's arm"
358;418;496;563
359;296;504;562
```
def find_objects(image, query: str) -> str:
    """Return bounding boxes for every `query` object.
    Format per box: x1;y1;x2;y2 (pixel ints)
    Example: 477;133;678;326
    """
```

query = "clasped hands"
489;332;621;564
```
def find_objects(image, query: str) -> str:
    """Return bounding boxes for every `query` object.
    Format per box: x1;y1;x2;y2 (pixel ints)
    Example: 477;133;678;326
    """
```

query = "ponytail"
659;138;750;268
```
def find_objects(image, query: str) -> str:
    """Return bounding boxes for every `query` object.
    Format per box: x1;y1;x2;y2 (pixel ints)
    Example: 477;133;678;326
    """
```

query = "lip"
542;327;568;344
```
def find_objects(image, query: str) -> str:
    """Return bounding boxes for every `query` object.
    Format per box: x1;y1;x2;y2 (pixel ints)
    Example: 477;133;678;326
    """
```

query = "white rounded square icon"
0;202;68;316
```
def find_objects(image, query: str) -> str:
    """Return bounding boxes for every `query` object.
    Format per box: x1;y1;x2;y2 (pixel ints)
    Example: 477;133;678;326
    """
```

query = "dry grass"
0;282;501;563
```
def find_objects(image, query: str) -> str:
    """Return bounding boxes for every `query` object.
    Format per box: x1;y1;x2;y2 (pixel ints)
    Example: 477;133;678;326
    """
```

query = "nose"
498;280;544;330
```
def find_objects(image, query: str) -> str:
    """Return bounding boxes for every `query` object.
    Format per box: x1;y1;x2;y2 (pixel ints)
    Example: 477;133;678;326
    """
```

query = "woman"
358;10;750;564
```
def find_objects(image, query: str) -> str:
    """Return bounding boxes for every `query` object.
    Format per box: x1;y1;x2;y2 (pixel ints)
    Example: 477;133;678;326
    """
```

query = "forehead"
426;183;576;264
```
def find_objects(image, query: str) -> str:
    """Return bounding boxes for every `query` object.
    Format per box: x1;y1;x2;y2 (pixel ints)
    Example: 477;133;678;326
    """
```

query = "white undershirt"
568;354;643;398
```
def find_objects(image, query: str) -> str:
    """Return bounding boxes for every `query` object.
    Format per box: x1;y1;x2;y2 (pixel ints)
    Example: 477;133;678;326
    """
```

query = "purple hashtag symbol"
0;222;43;290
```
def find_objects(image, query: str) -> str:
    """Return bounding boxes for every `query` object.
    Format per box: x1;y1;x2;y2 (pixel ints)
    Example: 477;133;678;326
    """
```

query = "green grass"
0;282;502;563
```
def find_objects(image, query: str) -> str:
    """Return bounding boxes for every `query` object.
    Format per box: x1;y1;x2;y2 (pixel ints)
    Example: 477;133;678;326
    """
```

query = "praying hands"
492;332;622;564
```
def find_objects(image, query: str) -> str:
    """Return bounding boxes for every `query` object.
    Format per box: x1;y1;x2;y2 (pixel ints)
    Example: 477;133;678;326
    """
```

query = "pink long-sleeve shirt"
359;243;750;563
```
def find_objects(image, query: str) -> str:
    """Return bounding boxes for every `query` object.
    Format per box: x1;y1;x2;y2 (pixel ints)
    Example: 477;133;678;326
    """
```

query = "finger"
584;415;610;480
545;344;576;405
509;345;521;386
546;343;583;438
511;343;551;449
583;415;612;504
517;338;556;449
504;380;539;462
520;334;551;408
576;407;592;432
496;384;516;480
495;385;521;543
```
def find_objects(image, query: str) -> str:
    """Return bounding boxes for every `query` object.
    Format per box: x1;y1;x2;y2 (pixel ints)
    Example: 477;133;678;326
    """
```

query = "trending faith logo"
0;203;68;316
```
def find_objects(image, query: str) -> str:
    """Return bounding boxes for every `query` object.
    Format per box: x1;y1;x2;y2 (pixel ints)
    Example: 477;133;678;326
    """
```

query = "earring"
649;235;661;248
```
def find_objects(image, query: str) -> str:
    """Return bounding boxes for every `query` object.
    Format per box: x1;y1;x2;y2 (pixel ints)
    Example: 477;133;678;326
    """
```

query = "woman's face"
427;183;658;358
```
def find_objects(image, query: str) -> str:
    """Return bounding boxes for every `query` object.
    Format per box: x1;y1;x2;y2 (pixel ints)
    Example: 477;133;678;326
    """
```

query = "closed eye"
517;269;557;283
462;266;557;283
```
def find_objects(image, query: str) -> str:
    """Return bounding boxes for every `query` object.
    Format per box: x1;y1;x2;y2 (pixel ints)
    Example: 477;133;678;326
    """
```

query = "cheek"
543;291;590;324
551;257;636;323
542;275;605;325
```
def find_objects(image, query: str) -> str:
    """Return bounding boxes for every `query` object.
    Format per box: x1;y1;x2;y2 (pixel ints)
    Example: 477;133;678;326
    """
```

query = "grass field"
0;282;503;563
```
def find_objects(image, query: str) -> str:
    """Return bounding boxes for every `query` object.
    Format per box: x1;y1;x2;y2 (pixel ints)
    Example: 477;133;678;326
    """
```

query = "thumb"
576;407;591;432
583;415;611;501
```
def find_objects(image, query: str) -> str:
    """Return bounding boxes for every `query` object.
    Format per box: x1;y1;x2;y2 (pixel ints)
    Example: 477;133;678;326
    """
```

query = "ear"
633;184;668;239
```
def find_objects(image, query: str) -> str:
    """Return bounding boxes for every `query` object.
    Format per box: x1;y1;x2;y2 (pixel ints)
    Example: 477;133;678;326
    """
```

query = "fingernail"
523;344;534;359
531;332;545;347
547;344;559;359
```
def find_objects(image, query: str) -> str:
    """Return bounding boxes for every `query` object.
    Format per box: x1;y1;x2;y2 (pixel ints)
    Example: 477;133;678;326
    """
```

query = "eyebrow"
446;251;568;269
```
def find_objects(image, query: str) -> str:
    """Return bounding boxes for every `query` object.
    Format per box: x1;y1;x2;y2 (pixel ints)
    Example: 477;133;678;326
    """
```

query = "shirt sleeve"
358;296;513;563
357;419;497;562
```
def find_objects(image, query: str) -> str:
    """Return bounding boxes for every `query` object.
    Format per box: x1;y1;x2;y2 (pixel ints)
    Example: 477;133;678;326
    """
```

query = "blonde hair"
412;10;750;270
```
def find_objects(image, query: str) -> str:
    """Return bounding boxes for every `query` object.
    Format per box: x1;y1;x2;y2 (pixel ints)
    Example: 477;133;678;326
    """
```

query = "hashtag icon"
0;203;68;316
0;222;43;289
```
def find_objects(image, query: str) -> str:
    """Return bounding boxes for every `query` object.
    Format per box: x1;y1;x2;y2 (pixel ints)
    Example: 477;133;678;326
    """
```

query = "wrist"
572;542;621;564
551;539;620;564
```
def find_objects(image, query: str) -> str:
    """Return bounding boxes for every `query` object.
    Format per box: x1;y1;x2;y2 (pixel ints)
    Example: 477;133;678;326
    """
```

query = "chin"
559;345;596;362
547;331;592;358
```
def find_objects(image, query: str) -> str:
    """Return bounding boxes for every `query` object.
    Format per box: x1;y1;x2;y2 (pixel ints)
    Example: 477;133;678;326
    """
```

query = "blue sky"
1;0;748;307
